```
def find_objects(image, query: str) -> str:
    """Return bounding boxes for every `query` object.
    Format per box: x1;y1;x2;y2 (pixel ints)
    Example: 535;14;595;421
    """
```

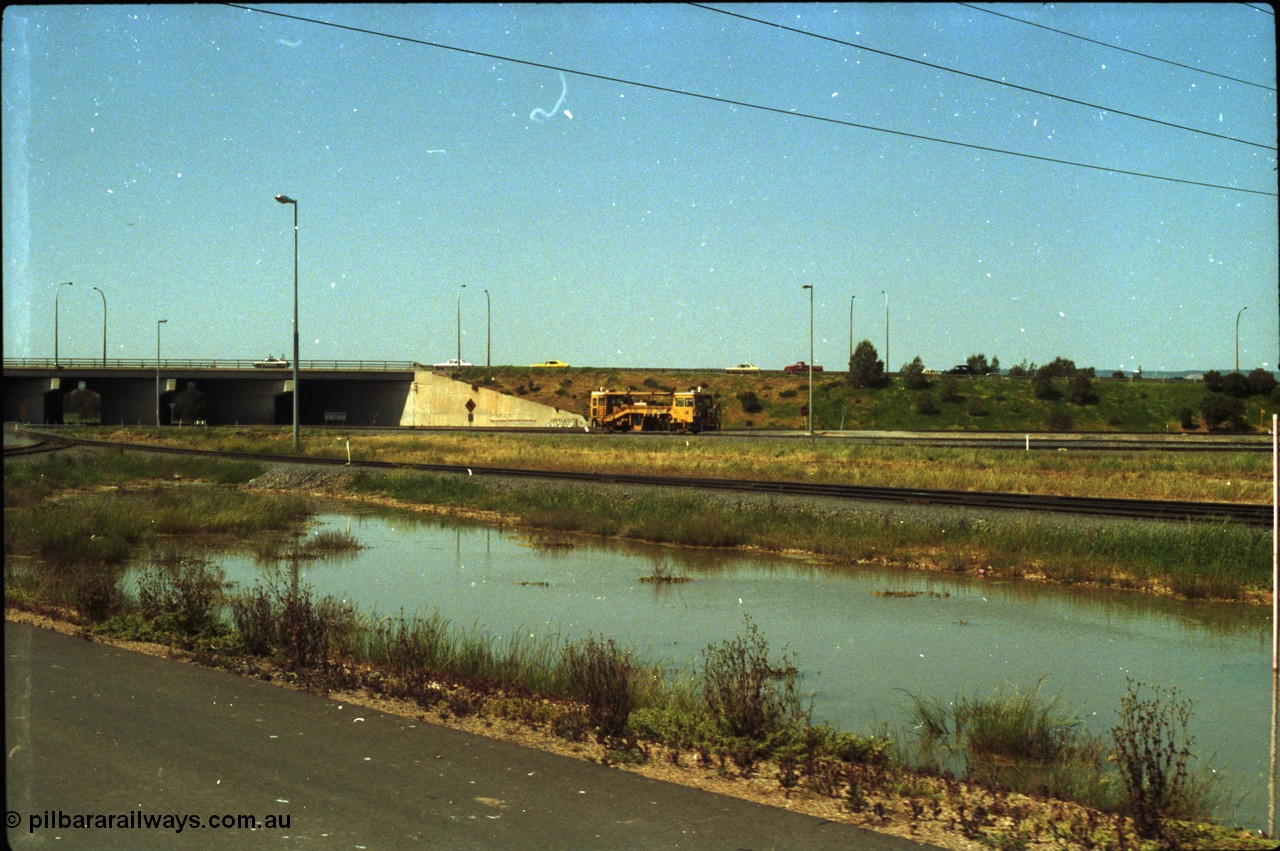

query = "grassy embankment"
4;450;1271;849
73;427;1274;601
448;366;1277;432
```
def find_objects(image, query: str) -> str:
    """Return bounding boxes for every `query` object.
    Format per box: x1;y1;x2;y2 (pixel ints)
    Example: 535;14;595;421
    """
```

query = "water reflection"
216;506;1273;831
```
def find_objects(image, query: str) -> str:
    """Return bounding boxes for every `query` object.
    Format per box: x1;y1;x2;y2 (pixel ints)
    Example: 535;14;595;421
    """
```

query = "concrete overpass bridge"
2;359;586;430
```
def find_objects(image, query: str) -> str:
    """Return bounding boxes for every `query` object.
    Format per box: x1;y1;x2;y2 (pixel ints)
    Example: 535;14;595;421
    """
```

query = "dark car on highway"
784;361;823;373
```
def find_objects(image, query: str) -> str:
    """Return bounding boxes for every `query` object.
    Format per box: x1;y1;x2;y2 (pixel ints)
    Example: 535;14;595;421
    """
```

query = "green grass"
3;451;265;508
349;469;1271;600
4;485;313;567
804;375;1246;433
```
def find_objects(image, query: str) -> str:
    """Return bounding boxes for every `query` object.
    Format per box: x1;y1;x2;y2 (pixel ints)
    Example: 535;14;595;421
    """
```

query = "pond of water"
210;506;1275;832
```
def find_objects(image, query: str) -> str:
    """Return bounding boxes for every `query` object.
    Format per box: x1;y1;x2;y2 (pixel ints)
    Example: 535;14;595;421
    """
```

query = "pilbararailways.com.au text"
9;809;291;834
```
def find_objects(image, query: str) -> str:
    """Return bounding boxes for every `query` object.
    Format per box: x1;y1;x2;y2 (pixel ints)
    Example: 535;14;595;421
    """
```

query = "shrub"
642;377;674;392
905;679;1078;764
955;680;1077;762
1006;360;1035;378
966;353;998;375
1066;373;1098;405
848;340;886;389
1110;678;1206;840
1200;393;1245;431
136;557;224;635
938;375;961;404
230;577;357;671
737;390;764;414
1047;410;1074;431
701;615;807;741
900;357;930;390
913;392;938;415
1032;367;1057;399
563;635;643;740
1245;368;1277;396
72;567;124;623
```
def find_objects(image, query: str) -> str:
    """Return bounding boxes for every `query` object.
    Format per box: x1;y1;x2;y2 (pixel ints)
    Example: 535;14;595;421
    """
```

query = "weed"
701;615;808;742
955;679;1077;763
296;529;363;558
551;705;591;742
563;635;645;741
1110;677;1211;840
638;562;691;583
229;576;357;673
71;566;125;623
136;556;224;636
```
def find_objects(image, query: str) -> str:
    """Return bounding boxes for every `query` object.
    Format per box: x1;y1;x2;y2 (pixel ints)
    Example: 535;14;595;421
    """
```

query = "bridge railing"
3;358;420;371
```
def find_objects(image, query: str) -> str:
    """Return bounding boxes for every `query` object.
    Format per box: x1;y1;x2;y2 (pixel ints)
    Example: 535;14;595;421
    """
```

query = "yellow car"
531;359;570;368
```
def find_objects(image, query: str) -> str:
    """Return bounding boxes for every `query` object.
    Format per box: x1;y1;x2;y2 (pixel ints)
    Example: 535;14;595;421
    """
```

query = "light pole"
849;293;855;366
156;319;168;426
92;286;107;365
485;288;491;368
803;284;814;434
882;290;889;375
456;283;467;364
1236;306;1248;373
54;281;73;366
274;194;300;451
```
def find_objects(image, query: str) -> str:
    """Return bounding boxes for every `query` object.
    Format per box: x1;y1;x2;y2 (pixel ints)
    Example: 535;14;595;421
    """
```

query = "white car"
433;359;472;369
254;355;289;368
725;363;760;373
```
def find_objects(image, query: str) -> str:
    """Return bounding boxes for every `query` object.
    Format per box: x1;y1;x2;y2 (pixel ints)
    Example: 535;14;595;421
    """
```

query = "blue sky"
4;3;1276;373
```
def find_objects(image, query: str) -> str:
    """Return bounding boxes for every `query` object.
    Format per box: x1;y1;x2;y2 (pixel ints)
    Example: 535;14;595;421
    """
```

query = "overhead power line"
691;3;1276;151
959;2;1277;92
224;4;1276;197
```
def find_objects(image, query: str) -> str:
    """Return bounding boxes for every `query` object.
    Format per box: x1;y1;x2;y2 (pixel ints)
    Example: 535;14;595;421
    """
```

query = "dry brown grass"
330;432;1272;504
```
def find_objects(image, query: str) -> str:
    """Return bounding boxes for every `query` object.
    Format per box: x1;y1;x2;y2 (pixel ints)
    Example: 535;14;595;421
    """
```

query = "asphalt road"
5;620;939;850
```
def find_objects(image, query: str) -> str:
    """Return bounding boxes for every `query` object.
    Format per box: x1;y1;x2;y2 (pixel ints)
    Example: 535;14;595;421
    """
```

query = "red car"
784;361;823;373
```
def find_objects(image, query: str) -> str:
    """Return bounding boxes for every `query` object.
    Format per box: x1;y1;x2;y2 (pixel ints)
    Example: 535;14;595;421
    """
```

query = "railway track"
7;431;1272;528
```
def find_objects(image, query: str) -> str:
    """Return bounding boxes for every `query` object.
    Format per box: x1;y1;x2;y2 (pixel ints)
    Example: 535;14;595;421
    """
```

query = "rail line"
8;431;1271;528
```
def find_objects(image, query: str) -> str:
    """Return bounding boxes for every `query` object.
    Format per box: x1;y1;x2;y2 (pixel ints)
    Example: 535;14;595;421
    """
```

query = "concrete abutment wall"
401;371;585;428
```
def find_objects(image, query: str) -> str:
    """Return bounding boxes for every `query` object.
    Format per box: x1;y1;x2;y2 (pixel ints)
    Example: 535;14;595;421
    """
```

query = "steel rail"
14;432;1271;528
1;439;65;458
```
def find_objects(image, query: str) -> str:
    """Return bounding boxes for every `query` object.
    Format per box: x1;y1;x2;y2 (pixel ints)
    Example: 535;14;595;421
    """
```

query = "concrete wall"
402;371;586;428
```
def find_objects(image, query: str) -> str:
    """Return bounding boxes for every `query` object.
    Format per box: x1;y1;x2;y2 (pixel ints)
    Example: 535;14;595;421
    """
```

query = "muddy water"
213;507;1275;831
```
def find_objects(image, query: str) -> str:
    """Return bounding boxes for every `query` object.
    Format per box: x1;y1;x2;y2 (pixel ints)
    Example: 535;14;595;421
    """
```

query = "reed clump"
136;555;226;637
903;678;1222;836
5;482;314;570
230;577;358;673
638;562;691;583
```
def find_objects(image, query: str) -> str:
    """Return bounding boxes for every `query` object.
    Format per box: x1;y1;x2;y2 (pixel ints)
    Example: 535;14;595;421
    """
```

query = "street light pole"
1236;306;1248;373
54;282;73;366
882;290;889;376
456;283;467;364
849;293;855;366
803;284;814;435
485;288;491;368
92;286;107;366
156;319;168;426
274;194;300;451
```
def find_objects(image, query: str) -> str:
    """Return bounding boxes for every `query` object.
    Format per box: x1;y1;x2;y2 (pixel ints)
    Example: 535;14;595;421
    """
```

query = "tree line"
846;340;1278;431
